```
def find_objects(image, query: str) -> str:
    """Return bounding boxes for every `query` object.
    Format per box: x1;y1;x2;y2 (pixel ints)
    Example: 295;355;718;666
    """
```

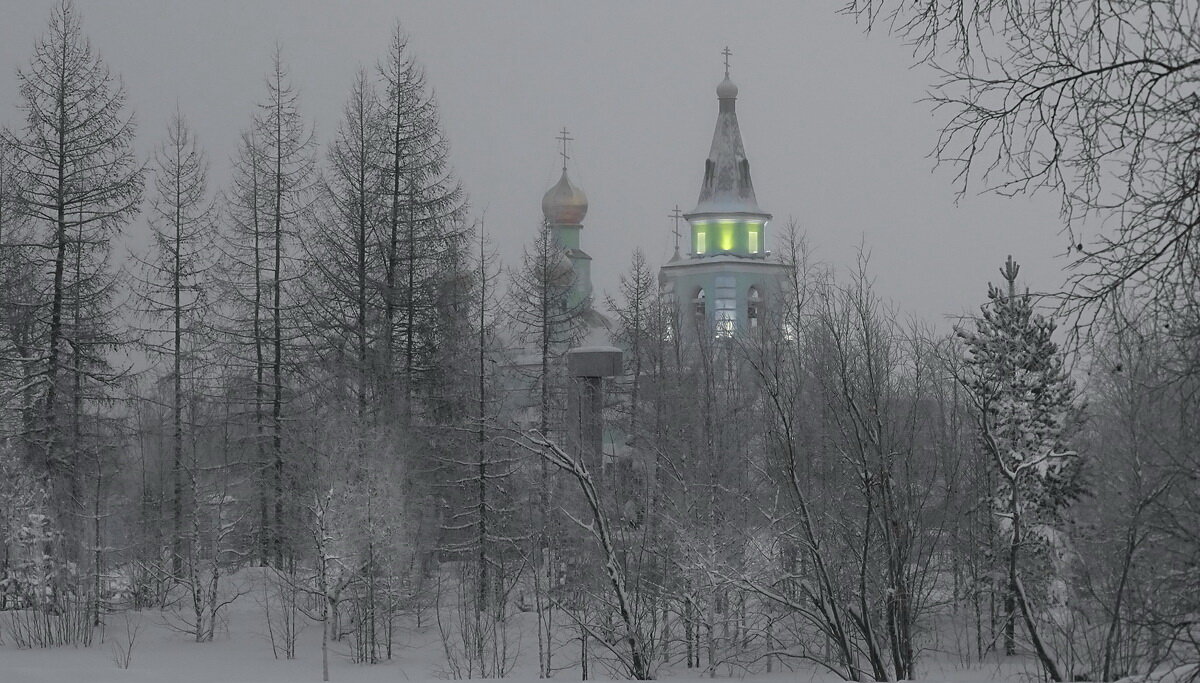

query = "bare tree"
219;47;314;566
843;0;1200;339
1;0;143;547
1067;304;1198;681
506;220;588;678
377;23;467;418
0;140;41;440
302;67;386;421
132;111;217;576
510;430;656;680
435;224;522;677
255;46;315;566
607;249;655;441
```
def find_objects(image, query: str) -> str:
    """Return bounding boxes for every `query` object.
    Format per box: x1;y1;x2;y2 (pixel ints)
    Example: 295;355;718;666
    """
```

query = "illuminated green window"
748;227;759;253
695;228;707;254
717;220;735;251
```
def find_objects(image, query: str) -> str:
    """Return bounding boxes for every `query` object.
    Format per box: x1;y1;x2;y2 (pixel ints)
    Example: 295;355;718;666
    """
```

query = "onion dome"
716;75;738;100
542;168;588;225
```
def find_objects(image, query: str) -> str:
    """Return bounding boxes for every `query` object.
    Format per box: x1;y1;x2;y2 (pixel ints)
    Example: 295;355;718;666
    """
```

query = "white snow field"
0;568;1190;683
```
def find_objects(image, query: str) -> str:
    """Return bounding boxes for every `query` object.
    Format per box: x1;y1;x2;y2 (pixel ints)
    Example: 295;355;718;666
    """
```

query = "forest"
0;2;1197;682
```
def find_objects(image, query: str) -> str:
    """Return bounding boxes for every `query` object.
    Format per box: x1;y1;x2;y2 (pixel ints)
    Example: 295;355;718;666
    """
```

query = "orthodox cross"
557;126;573;171
670;205;684;252
722;46;732;77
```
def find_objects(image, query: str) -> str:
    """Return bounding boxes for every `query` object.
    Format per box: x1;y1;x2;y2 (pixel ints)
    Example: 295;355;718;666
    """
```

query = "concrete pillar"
565;346;622;475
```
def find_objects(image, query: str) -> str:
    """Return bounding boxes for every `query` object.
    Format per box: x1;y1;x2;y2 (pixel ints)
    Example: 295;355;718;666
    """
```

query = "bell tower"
659;51;788;338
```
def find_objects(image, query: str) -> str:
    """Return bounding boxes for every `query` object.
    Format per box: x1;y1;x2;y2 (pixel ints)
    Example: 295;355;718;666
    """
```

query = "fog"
0;0;1076;324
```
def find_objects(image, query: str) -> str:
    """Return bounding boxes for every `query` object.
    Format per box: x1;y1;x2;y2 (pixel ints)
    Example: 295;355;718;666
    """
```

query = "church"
540;56;789;342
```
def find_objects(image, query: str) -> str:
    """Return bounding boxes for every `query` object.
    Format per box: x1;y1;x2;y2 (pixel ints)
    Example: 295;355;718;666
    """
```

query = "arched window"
693;288;706;324
714;276;736;336
747;286;762;330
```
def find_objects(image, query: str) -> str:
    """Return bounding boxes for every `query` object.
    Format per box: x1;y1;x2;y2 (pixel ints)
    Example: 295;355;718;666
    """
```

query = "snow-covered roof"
688;75;766;217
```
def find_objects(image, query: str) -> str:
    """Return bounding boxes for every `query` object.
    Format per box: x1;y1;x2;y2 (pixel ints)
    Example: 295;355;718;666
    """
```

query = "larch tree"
607;248;655;442
132;111;218;577
255;47;315;565
377;23;467;419
507;220;588;678
303;65;393;664
0;140;40;434
1;0;143;548
508;222;588;438
220;47;314;566
220;126;272;565
303;67;387;421
434;224;521;678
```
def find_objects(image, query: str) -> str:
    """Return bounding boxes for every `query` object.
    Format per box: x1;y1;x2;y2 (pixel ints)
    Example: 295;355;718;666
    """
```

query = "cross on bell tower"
722;46;732;77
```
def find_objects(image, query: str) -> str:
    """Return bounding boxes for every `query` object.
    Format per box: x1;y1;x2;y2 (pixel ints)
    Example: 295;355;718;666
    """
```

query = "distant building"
541;162;592;314
659;66;789;339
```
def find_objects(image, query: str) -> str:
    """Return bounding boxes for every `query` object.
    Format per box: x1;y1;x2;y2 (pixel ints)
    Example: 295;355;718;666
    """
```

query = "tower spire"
690;51;761;215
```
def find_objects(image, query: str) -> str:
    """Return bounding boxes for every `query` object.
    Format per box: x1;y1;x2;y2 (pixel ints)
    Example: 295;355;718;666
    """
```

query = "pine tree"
958;256;1083;681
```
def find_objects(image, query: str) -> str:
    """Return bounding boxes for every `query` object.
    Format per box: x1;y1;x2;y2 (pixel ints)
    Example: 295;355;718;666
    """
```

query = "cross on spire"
722;46;732;77
556;126;573;171
669;205;684;252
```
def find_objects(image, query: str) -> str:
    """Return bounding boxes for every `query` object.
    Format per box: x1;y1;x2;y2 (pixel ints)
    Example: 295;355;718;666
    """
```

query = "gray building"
659;66;789;338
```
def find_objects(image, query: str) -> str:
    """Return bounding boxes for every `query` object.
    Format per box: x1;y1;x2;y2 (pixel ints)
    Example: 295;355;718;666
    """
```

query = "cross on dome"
542;126;587;225
557;126;573;171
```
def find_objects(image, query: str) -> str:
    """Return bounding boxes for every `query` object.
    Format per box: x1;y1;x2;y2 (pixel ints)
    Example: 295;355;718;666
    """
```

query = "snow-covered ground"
0;569;1130;683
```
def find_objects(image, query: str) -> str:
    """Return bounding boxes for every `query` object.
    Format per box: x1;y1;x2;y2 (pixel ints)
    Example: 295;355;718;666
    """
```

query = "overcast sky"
0;1;1077;328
